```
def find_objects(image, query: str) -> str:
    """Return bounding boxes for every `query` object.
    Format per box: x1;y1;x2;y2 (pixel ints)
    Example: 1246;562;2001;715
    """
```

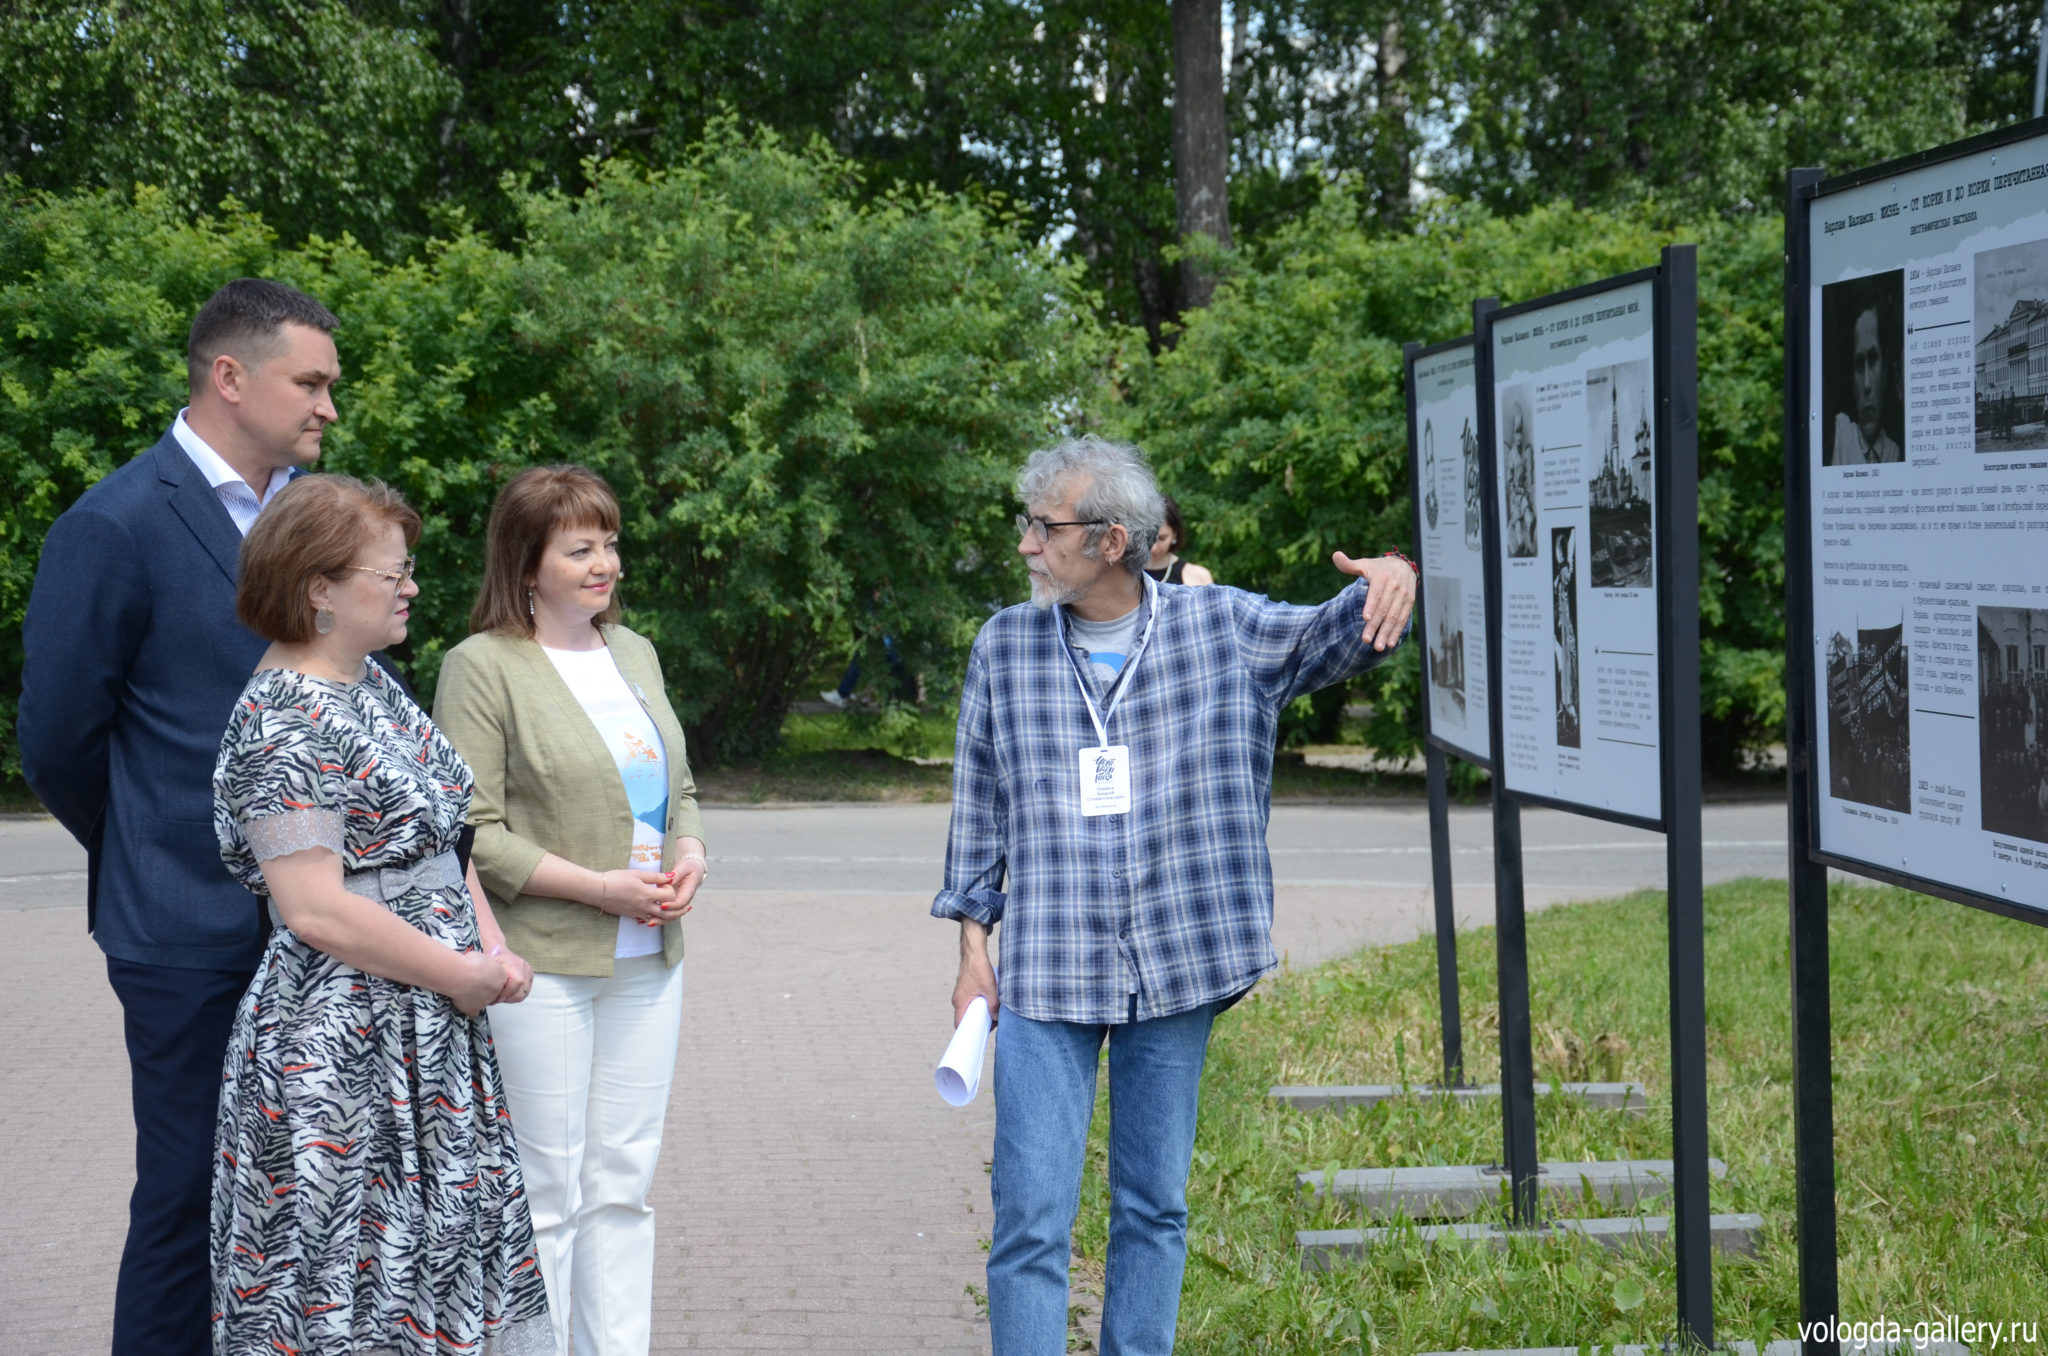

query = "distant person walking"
16;279;340;1356
209;474;550;1354
1143;495;1213;586
936;436;1412;1354
435;465;707;1356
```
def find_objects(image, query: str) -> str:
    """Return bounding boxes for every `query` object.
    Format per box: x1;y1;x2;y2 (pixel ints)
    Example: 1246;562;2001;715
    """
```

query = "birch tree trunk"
1172;0;1231;312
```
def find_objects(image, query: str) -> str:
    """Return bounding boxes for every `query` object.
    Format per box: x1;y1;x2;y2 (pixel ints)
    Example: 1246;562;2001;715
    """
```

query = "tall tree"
1440;0;1978;215
0;0;454;256
1173;0;1233;311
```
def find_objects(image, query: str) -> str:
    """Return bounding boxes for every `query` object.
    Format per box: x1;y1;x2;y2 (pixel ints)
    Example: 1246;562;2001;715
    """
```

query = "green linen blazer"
432;624;705;976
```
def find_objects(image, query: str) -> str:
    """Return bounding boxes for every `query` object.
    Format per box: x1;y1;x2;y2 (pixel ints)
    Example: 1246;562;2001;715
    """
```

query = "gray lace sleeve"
242;808;346;863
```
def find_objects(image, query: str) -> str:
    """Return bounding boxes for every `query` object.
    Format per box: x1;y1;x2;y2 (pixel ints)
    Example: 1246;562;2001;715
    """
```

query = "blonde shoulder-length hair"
469;464;624;637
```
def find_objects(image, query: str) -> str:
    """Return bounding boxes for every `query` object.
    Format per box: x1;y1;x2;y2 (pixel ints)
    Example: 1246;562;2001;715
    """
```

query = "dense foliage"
5;2;2037;337
1113;194;1789;767
5;2;2042;778
0;127;1109;774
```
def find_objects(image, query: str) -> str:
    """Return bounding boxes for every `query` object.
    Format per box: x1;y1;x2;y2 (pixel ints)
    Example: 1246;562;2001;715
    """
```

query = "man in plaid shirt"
935;435;1414;1354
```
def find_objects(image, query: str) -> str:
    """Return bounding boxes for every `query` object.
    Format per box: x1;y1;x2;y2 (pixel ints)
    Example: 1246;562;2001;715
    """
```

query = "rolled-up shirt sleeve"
932;636;1008;924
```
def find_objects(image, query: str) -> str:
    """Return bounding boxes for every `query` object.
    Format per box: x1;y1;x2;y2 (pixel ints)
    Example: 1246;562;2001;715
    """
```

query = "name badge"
1079;744;1131;816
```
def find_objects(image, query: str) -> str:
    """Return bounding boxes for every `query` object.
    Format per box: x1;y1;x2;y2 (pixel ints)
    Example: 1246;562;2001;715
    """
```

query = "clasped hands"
595;859;707;928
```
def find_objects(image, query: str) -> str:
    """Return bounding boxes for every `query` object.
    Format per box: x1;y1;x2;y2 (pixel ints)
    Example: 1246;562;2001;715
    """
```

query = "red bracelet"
1383;549;1419;576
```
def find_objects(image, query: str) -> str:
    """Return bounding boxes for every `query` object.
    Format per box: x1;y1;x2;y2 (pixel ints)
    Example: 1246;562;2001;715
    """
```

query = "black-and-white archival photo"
1584;358;1654;589
1502;386;1537;558
1825;620;1910;812
1977;606;2048;844
1423;419;1440;529
1821;270;1906;466
1552;526;1580;749
1973;240;2048;454
1426;573;1467;731
1461;416;1481;548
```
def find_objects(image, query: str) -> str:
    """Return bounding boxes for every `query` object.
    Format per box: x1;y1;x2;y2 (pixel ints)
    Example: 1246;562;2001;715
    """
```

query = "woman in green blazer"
433;465;705;1356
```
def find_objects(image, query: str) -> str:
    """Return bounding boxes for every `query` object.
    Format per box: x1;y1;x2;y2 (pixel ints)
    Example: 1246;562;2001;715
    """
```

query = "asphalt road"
692;799;1790;895
0;798;1791;913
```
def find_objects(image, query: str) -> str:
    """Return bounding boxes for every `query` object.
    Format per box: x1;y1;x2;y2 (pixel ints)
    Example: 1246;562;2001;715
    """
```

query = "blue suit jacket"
20;428;271;972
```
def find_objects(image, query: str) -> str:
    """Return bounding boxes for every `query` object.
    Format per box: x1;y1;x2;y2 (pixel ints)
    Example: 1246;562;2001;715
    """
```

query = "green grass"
0;776;46;814
693;748;956;803
781;706;960;763
1060;878;2048;1352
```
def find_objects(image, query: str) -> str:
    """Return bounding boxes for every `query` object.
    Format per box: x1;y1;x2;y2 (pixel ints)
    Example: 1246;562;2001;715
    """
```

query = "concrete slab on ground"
1299;1211;1764;1269
1417;1344;1968;1356
1299;1157;1728;1219
1270;1080;1647;1113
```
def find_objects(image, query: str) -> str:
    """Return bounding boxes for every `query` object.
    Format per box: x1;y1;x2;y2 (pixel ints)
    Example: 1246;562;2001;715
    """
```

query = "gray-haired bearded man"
932;435;1414;1354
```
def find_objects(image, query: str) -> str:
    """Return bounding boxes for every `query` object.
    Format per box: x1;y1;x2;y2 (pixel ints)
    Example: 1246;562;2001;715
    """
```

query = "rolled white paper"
934;996;993;1106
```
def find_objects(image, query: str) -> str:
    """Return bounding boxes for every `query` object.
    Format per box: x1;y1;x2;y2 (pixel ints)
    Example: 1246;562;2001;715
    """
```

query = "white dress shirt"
172;409;294;536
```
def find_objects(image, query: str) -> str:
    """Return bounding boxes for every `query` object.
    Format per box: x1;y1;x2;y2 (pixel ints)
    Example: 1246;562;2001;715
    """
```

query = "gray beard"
1028;570;1081;610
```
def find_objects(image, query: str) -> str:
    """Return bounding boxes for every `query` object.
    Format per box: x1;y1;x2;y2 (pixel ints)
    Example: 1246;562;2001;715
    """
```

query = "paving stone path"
0;801;1786;1352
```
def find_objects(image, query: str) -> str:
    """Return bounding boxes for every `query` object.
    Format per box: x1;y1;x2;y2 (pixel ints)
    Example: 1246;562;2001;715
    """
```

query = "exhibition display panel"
1409;336;1493;768
1488;277;1665;827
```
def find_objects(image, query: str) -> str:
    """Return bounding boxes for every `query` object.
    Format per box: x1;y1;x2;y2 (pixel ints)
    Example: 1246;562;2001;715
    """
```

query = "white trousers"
488;954;685;1356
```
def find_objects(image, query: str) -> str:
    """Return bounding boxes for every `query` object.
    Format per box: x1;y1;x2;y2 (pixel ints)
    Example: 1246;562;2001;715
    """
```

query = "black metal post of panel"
1783;164;1840;1356
1653;244;1712;1348
1404;338;1467;1088
1473;295;1539;1223
1424;743;1464;1085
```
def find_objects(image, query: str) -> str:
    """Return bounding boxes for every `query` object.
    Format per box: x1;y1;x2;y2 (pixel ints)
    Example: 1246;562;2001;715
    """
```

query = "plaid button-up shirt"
932;575;1399;1024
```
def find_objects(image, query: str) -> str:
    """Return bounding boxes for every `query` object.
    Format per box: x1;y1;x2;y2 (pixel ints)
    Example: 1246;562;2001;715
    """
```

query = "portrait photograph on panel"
1461;416;1482;548
1423;418;1441;530
1973;239;2048;454
1977;606;2048;844
1824;616;1910;812
1584;358;1654;589
1426;574;1467;732
1821;269;1906;467
1551;526;1580;749
1502;385;1537;558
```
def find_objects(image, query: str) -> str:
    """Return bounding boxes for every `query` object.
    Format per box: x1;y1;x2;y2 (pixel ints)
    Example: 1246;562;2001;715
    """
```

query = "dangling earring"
527;589;535;619
314;608;335;636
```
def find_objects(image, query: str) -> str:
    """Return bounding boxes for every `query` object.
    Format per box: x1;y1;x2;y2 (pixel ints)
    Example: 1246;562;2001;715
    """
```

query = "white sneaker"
820;689;850;709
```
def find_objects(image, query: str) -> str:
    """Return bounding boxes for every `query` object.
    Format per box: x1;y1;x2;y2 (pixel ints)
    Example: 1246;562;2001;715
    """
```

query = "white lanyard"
1055;579;1161;747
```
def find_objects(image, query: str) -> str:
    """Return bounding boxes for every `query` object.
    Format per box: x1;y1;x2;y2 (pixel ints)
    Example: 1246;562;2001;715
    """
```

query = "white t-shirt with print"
543;645;669;959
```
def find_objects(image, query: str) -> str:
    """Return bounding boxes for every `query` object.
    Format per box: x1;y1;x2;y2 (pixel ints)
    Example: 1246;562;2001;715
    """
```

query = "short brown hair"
237;475;423;643
470;465;624;637
188;278;339;391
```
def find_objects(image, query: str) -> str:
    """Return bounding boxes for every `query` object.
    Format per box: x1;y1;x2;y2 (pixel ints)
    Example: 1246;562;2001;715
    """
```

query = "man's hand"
1332;551;1417;652
954;919;1000;1027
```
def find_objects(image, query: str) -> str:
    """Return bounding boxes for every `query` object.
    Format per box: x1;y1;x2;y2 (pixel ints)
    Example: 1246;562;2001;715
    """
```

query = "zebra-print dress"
211;663;551;1356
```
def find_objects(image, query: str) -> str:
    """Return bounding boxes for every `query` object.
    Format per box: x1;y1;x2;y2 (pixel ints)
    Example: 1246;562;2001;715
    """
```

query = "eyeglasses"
1014;515;1108;544
340;556;417;587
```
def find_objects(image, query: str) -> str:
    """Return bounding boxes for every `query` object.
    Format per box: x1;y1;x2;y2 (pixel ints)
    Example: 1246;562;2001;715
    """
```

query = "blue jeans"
988;999;1219;1356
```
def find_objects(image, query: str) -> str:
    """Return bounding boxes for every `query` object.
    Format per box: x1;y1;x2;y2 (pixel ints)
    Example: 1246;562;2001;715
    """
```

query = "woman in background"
211;473;549;1355
1145;495;1213;586
434;465;706;1356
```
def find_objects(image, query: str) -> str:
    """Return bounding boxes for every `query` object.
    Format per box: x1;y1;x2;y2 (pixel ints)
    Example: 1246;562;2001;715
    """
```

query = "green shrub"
0;125;1111;778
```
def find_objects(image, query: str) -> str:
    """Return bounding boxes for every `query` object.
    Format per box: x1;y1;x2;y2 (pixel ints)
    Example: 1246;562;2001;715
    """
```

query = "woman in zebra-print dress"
210;475;551;1355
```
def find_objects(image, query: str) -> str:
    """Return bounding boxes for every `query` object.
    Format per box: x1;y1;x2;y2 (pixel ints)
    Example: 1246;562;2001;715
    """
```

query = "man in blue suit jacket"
19;279;341;1356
